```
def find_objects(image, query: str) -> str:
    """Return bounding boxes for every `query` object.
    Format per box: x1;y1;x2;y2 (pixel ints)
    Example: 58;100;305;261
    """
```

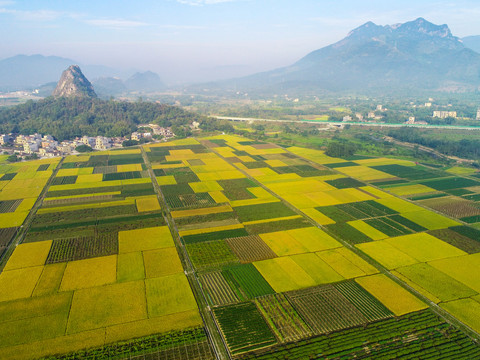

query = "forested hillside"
0;97;209;140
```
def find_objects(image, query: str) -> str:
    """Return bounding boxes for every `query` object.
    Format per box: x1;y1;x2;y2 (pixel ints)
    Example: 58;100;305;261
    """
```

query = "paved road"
215;116;480;130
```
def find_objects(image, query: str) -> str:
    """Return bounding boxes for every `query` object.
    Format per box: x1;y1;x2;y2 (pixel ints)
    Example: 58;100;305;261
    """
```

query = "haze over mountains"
1;18;480;96
209;18;480;95
0;55;164;95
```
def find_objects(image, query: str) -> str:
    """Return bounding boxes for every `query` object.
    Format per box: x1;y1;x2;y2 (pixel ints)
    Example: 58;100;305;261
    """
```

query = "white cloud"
86;18;149;29
0;7;81;22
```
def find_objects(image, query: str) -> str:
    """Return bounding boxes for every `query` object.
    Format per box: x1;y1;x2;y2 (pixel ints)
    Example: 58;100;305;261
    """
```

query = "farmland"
0;149;208;360
1;135;480;359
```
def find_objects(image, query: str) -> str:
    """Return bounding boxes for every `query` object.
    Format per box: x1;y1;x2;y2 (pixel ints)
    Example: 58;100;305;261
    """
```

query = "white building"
476;109;480;120
24;142;39;153
433;111;457;119
343;115;352;122
81;136;96;147
15;135;28;145
94;136;111;150
131;132;142;141
0;134;11;145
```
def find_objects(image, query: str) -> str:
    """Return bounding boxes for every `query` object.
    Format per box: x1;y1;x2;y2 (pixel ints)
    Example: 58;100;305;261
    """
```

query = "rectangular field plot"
334;280;393;321
419;196;480;220
213;302;277;355
386;184;437;196
256;293;313;343
385;233;466;262
429;253;480;293
0;266;44;302
287;227;342;252
371;164;444;180
145;273;198;318
67;280;147;334
259;231;309;256
355;274;428;316
60;255;117;291
254;257;317;293
420;177;480;191
117;252;145;283
429;228;480;254
244;217;311;235
325;177;365;189
136;196;161;212
316;248;378;279
291;253;344;285
348;220;388;240
356;240;418;269
400;210;460;230
440;298;480;334
182;227;249;244
186;240;239;271
4;240;52;270
199;271;239;306
233;201;296;222
222;264;275;299
118;226;174;253
225;235;277;263
46;234;117;263
245;309;480;360
285;284;368;335
326;223;373;244
395;263;477;302
143;247;184;278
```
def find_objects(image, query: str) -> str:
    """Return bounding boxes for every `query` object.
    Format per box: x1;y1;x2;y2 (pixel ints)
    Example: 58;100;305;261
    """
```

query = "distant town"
0;123;175;160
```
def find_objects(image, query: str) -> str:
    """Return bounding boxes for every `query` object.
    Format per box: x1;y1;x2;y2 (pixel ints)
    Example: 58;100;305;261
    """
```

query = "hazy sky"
2;0;480;83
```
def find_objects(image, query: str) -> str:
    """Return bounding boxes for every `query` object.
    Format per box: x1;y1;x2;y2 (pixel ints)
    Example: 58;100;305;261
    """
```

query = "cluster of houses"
0;124;175;159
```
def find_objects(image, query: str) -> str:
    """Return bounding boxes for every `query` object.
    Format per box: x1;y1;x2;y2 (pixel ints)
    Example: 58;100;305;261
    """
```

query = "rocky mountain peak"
52;65;97;98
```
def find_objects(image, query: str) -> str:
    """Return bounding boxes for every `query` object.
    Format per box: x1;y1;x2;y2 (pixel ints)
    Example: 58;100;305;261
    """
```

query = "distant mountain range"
0;55;164;94
2;18;480;96
199;18;480;95
462;36;480;54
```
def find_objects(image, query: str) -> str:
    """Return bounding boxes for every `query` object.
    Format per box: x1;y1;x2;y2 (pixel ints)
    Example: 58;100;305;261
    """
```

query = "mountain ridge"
202;18;480;95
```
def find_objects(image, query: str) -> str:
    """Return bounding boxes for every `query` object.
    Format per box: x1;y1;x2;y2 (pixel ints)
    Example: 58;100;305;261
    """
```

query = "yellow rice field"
355;274;428;316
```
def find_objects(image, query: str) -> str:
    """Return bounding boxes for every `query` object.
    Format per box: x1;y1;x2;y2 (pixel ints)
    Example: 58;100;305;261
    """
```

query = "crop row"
213;302;277;355
46;233;118;263
239;309;480;360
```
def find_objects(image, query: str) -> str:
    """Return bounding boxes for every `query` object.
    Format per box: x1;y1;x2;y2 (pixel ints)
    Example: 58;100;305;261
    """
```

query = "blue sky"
1;0;480;83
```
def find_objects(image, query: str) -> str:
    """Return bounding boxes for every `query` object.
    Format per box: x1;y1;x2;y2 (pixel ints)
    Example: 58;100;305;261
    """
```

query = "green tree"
75;144;93;153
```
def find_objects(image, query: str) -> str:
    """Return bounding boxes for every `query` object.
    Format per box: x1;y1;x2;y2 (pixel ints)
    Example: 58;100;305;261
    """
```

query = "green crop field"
1;135;480;359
